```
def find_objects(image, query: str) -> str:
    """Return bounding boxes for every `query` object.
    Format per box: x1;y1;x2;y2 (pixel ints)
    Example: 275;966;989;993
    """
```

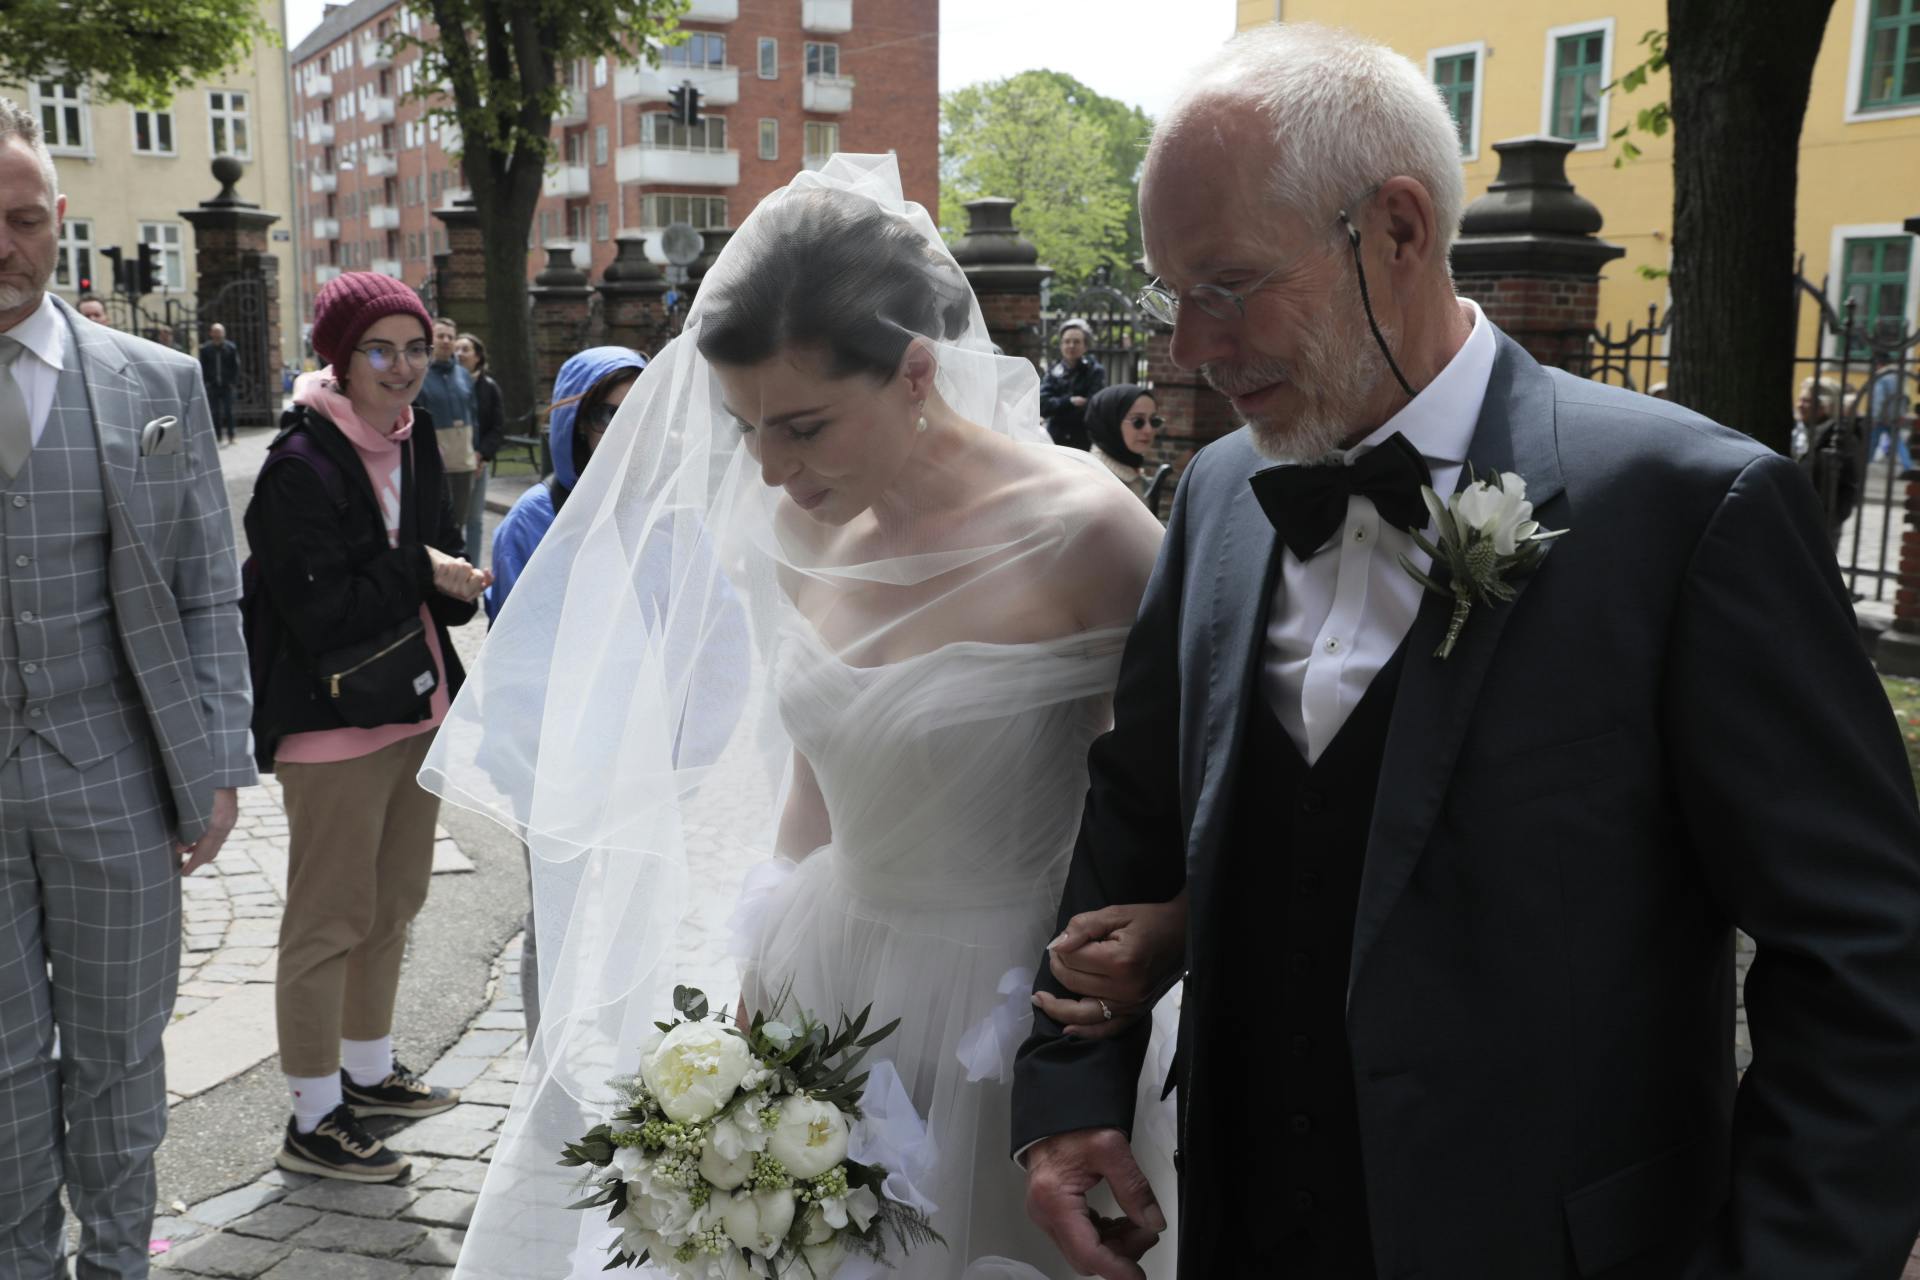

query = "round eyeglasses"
1138;262;1291;326
354;341;433;373
1125;414;1165;430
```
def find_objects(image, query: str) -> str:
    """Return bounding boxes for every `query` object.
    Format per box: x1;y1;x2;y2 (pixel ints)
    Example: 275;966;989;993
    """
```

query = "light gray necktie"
0;334;29;483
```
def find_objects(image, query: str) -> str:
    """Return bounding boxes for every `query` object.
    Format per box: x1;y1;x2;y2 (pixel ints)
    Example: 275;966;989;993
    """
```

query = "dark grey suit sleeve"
1667;455;1920;1279
1010;461;1195;1156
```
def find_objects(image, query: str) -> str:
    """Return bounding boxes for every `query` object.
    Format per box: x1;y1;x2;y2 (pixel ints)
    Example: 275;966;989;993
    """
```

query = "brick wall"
1141;326;1241;487
1455;273;1601;371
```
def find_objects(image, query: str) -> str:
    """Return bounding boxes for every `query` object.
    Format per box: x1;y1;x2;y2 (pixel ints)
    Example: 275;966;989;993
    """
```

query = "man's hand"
177;787;239;875
1070;395;1088;408
1026;1128;1166;1280
1034;892;1187;1039
427;546;492;601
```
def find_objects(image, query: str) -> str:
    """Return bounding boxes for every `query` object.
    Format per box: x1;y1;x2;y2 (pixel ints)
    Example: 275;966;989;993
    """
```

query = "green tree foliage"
940;71;1149;290
393;0;688;427
0;0;274;107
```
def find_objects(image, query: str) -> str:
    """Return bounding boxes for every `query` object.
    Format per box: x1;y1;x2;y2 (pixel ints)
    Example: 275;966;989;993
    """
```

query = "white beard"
0;279;42;313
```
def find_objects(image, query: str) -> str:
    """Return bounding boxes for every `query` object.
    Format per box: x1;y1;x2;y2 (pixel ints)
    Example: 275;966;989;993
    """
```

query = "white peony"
620;1162;703;1242
643;1022;756;1123
700;1142;757;1190
721;1188;797;1256
708;1096;772;1162
767;1096;850;1179
1451;472;1535;556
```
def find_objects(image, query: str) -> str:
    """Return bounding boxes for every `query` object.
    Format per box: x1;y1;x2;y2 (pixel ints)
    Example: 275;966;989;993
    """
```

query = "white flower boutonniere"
1399;468;1567;660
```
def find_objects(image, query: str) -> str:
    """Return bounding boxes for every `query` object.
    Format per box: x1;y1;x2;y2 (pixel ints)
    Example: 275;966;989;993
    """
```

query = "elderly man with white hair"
1014;22;1920;1280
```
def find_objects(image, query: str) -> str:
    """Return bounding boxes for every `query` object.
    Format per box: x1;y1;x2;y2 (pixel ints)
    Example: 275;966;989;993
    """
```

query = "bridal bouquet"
560;985;942;1279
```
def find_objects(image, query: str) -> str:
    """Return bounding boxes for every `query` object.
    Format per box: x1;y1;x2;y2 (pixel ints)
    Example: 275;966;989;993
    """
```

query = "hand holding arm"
1034;890;1187;1039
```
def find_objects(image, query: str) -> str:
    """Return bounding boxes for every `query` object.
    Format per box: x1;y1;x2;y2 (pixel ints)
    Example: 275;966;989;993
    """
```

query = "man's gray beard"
1211;280;1396;463
0;276;45;313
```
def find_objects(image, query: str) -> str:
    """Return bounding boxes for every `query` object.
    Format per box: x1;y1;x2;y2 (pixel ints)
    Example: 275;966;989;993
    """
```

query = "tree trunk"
1667;0;1834;454
471;156;547;434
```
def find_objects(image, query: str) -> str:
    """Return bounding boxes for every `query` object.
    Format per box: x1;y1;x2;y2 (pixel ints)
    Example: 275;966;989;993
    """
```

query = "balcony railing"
372;258;403;278
616;144;739;188
365;150;398;178
364;96;396;123
684;0;738;18
367;204;400;230
312;217;340;240
801;0;852;33
615;62;739;107
360;39;393;70
802;75;854;113
308;120;335;145
304;71;333;98
556;87;587;125
310;171;338;193
543;164;593;199
315;265;342;284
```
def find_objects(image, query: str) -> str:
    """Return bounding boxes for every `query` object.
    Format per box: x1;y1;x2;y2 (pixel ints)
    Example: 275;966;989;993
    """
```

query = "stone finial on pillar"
529;245;594;394
429;195;486;337
1450;136;1626;371
597;233;674;359
180;157;282;427
950;198;1052;370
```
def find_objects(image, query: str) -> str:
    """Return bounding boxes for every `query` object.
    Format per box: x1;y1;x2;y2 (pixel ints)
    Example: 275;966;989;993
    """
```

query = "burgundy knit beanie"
310;271;434;370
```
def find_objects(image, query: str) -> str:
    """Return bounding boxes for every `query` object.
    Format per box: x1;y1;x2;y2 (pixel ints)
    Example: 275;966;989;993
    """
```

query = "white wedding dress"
736;622;1180;1280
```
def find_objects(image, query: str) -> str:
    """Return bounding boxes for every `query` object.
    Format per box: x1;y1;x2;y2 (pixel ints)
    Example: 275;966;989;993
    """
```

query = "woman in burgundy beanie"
243;271;489;1182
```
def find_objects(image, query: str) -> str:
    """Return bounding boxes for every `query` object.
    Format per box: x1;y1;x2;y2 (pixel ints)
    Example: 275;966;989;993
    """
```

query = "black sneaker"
342;1060;460;1119
276;1105;410;1183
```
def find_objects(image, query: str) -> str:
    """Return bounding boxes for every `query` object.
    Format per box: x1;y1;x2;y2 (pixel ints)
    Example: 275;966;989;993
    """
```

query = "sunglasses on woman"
1126;414;1165;430
580;402;621;435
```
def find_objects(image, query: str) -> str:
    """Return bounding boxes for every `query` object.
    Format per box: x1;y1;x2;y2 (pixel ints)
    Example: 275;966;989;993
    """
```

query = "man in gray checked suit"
0;102;252;1277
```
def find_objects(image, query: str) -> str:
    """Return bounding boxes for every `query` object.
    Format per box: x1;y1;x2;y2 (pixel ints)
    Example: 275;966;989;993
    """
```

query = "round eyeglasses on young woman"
354;341;434;373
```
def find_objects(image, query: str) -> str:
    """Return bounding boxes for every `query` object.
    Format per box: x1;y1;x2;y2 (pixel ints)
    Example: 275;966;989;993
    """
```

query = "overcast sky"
282;0;1238;118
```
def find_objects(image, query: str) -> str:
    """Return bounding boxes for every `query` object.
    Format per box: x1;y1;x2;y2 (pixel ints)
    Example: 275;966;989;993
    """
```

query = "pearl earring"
914;403;929;433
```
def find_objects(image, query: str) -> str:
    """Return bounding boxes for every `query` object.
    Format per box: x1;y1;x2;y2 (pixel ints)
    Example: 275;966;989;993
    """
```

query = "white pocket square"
140;416;181;457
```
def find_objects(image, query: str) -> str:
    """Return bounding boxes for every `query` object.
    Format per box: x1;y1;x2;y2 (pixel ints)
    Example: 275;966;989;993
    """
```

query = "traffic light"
100;245;126;294
669;82;702;129
136;242;161;295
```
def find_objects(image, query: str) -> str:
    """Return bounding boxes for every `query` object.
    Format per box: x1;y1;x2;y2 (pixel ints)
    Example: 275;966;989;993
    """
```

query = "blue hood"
549;346;648;491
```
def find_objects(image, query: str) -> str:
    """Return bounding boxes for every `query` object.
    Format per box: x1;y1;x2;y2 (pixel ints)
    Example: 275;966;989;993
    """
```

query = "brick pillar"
528;246;593;397
1450;137;1625;373
951;199;1051;370
1140;323;1242;487
430;197;488;340
597;234;676;358
179;157;282;428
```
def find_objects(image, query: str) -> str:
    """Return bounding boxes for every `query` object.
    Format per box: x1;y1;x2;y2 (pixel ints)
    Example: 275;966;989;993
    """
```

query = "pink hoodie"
275;370;454;766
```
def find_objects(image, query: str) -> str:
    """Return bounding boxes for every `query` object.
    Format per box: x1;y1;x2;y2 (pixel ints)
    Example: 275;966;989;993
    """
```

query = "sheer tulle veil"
417;154;1172;1278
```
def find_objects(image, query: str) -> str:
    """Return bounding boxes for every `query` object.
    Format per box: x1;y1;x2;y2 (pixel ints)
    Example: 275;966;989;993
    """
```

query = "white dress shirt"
4;293;70;448
1261;299;1495;763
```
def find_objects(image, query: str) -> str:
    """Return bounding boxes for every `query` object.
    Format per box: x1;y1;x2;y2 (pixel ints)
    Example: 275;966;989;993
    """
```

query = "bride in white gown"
420;155;1177;1280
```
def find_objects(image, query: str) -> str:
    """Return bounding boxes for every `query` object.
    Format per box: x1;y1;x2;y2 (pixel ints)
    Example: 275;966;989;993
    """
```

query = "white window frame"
208;89;252;158
594;202;610;242
1427;41;1487;163
1844;0;1920;123
1539;18;1615;153
1825;221;1920;356
594;55;609;88
804;120;839;158
32;81;90;156
137;221;187;292
594;124;609;165
804;42;840;77
759;37;779;79
130;104;177;157
758;117;778;160
54;217;92;291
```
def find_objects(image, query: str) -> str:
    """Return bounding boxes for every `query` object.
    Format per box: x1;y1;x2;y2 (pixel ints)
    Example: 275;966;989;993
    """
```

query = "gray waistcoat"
0;362;143;767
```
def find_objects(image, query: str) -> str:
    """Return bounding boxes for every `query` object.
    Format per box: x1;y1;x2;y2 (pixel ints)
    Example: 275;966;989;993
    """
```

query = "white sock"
341;1035;394;1088
288;1073;342;1134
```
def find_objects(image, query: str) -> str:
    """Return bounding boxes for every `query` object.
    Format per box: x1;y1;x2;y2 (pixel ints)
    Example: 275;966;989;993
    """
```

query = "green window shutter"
1861;0;1920;109
1841;235;1914;354
1435;53;1477;156
1551;31;1605;142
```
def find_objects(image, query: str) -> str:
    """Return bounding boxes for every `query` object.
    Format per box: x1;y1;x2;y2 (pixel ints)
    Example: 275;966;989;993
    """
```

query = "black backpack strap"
259;417;351;513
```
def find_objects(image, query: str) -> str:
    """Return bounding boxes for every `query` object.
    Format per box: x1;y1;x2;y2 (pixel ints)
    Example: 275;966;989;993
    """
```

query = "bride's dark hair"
695;187;974;381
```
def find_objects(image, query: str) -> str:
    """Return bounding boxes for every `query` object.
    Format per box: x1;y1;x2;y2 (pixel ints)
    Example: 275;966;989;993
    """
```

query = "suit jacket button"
1287;950;1309;975
1290;1034;1311;1058
1300;788;1325;814
1292;1190;1315;1211
1288;1113;1312;1135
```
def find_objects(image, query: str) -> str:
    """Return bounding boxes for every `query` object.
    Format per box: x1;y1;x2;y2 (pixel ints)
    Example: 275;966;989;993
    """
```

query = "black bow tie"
1248;432;1434;562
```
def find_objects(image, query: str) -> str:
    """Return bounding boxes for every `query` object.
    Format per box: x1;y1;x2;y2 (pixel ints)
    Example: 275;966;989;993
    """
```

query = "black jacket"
472;372;506;462
1039;355;1105;450
199;339;240;391
244;404;476;769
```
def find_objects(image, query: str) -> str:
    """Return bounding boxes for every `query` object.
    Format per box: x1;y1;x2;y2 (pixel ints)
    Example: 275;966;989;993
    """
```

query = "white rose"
1452;474;1535;555
767;1096;849;1179
643;1022;755;1123
699;1142;756;1190
721;1188;796;1256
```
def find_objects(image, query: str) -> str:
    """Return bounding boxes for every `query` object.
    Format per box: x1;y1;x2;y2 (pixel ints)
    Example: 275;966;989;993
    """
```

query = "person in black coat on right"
1040;318;1105;449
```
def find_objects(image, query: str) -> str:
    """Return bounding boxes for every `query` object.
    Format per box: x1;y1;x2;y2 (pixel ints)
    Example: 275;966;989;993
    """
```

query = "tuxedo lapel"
1348;332;1568;1002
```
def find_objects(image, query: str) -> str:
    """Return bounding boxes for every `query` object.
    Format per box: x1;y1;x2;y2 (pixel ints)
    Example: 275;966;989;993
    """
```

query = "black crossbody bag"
313;436;439;727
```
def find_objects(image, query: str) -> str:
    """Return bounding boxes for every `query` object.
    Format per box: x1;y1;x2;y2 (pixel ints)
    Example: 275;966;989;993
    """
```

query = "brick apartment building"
288;0;938;349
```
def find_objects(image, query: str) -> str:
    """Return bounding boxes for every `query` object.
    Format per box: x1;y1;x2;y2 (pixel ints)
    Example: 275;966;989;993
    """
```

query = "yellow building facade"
1236;1;1920;357
0;0;297;363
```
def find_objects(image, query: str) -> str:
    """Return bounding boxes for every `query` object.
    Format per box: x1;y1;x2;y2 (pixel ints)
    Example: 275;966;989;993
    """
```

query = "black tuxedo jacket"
1013;329;1920;1278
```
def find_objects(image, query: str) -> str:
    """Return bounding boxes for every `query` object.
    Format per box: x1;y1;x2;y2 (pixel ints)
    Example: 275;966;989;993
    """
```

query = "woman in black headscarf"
1084;382;1163;496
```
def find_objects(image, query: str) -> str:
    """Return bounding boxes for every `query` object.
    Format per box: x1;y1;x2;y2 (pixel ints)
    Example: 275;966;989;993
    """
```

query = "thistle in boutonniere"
1399;468;1566;660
